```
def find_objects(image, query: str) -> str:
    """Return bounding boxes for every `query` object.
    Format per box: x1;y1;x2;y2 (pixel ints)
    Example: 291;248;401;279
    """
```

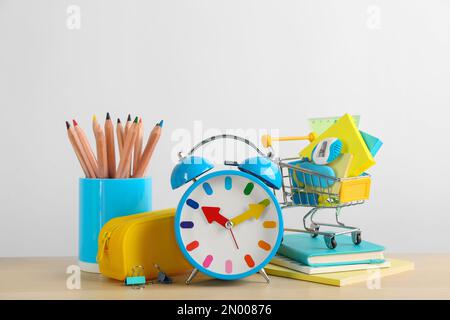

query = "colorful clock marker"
186;198;199;209
180;221;194;229
263;220;277;228
225;177;232;190
186;240;199;251
244;254;255;268
202;182;213;195
243;182;254;195
225;260;233;274
258;240;271;251
203;255;214;268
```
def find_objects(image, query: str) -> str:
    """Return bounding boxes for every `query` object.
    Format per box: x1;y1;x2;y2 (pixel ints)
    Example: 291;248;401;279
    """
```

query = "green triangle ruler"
308;115;360;135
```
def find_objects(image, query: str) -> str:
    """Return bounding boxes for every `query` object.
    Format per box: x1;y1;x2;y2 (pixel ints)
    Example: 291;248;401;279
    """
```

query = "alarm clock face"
175;170;283;280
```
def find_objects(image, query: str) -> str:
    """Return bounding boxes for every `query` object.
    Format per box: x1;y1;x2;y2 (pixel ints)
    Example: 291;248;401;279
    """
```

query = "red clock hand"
201;207;229;228
229;229;239;250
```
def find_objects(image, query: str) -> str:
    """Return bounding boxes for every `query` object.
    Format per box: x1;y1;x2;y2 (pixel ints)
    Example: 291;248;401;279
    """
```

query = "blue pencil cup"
79;177;152;273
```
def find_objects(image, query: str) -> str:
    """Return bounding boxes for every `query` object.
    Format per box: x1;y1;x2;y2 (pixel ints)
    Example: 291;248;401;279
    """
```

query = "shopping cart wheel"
310;223;319;238
352;231;362;245
324;235;337;249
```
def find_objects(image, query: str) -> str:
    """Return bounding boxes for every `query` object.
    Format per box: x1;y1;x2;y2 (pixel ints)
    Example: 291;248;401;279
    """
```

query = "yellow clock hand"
230;199;270;227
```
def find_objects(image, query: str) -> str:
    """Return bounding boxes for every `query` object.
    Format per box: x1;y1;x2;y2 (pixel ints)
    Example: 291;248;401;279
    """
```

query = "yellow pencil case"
97;208;192;281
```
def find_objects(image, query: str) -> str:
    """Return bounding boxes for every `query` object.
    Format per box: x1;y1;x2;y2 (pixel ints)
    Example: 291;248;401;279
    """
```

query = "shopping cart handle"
261;133;317;148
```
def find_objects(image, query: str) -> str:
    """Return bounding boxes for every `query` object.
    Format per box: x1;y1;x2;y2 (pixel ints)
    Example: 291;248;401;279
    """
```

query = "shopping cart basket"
262;133;371;249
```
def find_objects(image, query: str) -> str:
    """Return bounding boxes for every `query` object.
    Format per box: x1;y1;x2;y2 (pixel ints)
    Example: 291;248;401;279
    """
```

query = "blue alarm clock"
171;135;283;283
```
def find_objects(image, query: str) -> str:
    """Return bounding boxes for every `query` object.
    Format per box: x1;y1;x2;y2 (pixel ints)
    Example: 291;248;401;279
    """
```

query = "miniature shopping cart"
262;133;371;249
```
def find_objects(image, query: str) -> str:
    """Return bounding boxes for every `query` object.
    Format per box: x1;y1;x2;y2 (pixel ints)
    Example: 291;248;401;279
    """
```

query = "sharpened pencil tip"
117;118;121;124
134;116;139;123
158;120;164;128
72;119;78;126
93;115;97;122
106;112;111;120
66;121;70;129
127;114;131;121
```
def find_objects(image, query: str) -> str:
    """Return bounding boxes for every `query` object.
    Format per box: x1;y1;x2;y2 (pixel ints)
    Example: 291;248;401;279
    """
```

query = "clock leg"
259;268;270;283
185;268;199;285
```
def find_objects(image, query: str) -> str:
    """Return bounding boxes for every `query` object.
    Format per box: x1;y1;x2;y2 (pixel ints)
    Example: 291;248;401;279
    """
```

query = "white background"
1;0;449;256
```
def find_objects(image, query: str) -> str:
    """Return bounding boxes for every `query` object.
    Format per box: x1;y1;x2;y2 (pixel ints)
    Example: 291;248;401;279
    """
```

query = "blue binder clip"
154;264;173;284
125;265;146;289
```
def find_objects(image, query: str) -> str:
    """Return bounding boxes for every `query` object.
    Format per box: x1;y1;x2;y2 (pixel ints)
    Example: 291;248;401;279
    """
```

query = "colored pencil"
116;117;139;178
124;114;132;177
66;121;92;178
133;118;143;175
104;112;116;178
73;119;99;178
132;120;163;178
124;114;132;138
116;118;124;159
93;115;108;178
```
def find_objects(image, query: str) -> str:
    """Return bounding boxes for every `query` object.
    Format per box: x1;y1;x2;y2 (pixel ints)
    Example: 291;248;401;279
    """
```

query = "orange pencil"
104;112;116;178
66;121;93;178
132;120;163;178
133;118;143;175
116;117;139;178
93;115;108;178
73;119;99;178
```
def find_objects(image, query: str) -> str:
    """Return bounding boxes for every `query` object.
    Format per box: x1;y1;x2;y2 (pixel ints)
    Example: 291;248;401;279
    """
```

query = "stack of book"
266;233;414;286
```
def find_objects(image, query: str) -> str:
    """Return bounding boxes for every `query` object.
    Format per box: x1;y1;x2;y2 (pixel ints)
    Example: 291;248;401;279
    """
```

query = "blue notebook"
278;233;385;267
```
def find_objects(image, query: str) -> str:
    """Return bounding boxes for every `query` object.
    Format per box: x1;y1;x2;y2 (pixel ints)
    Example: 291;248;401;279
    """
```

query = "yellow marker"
261;133;317;148
230;199;270;226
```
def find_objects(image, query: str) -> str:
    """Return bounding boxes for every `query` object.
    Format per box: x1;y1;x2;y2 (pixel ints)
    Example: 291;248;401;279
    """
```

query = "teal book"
360;130;383;157
278;233;385;267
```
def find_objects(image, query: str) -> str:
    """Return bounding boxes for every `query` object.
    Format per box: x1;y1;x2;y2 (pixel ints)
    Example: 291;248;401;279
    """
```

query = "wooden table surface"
0;254;449;300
